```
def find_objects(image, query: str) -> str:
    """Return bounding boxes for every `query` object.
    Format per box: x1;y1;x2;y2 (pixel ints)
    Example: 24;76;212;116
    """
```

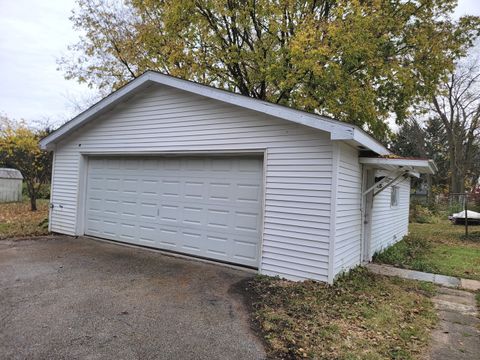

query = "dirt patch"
0;200;49;239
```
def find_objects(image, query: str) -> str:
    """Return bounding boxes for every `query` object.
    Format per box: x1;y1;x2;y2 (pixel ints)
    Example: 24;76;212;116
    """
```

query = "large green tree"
391;117;450;198
59;0;480;140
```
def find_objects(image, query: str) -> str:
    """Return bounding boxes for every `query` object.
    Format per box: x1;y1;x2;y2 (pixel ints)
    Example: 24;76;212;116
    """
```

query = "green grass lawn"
0;200;49;239
246;268;437;360
375;221;480;280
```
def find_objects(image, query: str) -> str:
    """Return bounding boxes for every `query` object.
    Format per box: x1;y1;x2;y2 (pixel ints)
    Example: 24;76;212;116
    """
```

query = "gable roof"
40;71;390;155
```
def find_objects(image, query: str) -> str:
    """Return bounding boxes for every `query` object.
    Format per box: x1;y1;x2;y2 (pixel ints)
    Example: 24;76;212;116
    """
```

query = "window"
391;186;399;207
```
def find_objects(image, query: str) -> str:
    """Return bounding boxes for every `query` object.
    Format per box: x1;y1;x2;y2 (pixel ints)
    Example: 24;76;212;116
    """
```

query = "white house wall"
332;144;363;277
50;84;334;282
370;175;411;257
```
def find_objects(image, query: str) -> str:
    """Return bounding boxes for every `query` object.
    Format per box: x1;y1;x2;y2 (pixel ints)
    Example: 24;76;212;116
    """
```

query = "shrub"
409;204;439;223
37;183;51;199
22;182;50;200
374;234;432;268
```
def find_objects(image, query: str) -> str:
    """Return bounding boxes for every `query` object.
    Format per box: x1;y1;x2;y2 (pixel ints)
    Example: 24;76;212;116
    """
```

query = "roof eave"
40;70;390;155
352;128;390;156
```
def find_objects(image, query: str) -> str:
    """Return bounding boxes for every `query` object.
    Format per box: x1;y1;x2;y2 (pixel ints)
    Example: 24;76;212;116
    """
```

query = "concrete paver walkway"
366;263;480;291
366;264;480;360
428;287;480;360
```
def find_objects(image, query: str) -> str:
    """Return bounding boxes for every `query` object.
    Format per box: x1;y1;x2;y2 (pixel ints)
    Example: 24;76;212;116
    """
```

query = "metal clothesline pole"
465;192;468;238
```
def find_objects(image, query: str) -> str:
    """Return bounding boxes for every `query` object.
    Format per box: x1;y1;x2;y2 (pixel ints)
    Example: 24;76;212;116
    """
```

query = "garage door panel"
206;234;229;254
181;230;203;252
236;183;262;202
184;181;204;199
118;223;137;242
182;206;205;226
156;227;177;246
208;182;231;201
85;156;263;267
207;208;231;229
161;179;181;197
233;239;258;264
234;211;260;233
141;178;160;192
138;224;157;241
211;158;233;171
85;217;102;234
139;202;157;220
87;195;103;211
238;158;263;172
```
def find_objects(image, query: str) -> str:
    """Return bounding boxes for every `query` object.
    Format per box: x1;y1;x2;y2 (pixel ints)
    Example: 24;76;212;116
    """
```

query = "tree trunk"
426;174;433;206
451;170;465;194
446;129;466;194
448;134;459;193
30;195;37;211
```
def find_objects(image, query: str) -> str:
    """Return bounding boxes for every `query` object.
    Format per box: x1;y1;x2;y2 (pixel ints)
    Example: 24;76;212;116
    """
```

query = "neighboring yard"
0;200;49;239
247;268;437;360
375;220;480;281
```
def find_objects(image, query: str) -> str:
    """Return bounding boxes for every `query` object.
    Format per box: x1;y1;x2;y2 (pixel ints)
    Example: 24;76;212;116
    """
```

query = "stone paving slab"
366;263;480;289
366;264;480;360
461;278;480;291
427;287;480;360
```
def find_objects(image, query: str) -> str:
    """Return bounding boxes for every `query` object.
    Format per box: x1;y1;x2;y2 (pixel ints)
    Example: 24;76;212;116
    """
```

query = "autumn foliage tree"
58;0;480;141
0;117;52;211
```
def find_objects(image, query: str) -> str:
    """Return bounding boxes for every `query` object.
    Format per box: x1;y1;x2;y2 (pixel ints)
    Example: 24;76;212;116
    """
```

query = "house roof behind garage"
40;71;390;155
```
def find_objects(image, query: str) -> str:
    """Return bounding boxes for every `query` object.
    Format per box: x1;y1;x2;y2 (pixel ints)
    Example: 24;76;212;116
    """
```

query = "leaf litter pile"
246;268;437;360
0;200;49;239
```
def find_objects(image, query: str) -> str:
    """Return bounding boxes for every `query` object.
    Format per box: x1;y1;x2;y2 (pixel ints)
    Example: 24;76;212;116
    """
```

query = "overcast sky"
1;0;480;127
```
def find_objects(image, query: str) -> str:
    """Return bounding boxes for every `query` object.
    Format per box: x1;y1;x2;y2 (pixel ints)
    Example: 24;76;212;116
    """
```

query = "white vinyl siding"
370;176;411;257
49;150;79;235
50;84;333;281
333;144;362;276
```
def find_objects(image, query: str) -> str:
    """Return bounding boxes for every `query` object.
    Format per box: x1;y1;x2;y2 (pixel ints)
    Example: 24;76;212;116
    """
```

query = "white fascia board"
40;71;389;154
352;128;390;155
359;157;437;174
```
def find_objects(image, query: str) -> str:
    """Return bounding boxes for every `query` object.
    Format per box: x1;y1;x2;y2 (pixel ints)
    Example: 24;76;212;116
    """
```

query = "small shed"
0;168;23;203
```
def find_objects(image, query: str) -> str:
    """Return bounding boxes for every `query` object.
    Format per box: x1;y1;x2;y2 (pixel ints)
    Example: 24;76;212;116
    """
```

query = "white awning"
359;157;437;175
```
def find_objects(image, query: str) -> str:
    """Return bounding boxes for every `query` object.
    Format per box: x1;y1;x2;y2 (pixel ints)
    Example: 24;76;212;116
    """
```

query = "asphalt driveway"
0;236;265;360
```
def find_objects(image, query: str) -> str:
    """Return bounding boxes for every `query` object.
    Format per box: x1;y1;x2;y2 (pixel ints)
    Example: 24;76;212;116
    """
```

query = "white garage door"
85;156;263;267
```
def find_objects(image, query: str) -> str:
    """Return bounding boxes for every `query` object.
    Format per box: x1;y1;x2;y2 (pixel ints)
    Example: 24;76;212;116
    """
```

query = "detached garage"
40;71;436;283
